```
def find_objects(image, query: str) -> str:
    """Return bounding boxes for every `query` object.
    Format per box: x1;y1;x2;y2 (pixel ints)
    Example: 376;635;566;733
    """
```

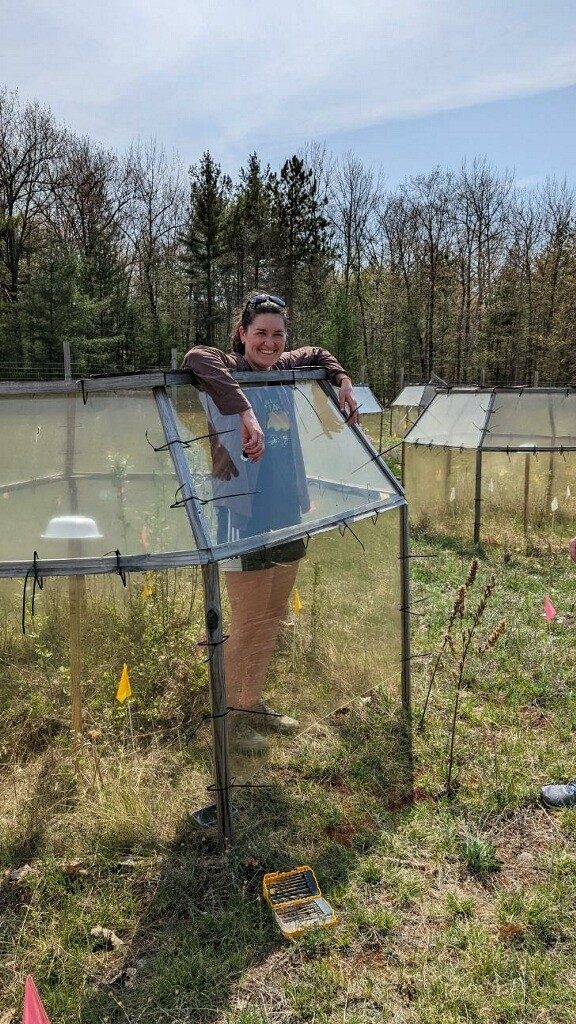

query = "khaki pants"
223;561;299;708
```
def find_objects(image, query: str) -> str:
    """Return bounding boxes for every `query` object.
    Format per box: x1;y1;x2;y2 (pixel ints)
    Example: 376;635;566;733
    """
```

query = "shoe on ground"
540;780;576;809
189;803;238;829
229;713;270;755
248;700;300;734
189;803;218;828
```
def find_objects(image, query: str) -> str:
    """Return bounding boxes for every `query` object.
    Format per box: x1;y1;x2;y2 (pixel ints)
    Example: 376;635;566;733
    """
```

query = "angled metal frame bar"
406;442;576;453
474;392;497;544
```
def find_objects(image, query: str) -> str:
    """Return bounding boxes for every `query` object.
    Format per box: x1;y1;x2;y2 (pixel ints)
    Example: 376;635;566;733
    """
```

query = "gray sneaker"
540;780;576;808
229;713;270;755
248;700;300;734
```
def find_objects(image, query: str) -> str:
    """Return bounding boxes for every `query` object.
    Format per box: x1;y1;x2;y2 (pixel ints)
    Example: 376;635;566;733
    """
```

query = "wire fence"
0;348;181;381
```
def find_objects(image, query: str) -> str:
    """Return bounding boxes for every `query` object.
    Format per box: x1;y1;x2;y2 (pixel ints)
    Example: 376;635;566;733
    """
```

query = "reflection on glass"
220;509;404;782
0;391;196;561
170;381;398;552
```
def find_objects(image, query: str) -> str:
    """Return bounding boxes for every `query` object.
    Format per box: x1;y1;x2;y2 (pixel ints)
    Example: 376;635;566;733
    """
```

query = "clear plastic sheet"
481;451;576;540
215;509;403;782
0;391;194;562
169;381;400;551
390;404;421;437
485;392;576;449
1;569;213;789
403;446;477;539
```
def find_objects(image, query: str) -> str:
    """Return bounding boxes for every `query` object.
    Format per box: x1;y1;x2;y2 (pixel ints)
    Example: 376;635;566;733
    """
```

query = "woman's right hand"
240;408;265;461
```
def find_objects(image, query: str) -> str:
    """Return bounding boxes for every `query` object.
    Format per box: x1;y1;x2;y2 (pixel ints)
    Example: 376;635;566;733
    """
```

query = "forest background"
1;88;575;398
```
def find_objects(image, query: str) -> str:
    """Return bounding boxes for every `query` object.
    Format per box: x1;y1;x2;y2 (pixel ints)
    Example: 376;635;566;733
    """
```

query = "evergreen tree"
271;156;332;345
181;152;231;347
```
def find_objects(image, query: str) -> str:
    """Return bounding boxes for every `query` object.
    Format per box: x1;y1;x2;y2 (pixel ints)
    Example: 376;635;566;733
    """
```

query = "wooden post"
399;503;411;716
523;453;531;536
63;341;72;380
69;573;84;737
171;348;178;371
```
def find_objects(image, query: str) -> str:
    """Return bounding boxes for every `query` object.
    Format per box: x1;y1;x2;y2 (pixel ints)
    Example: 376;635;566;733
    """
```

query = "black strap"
22;551;44;634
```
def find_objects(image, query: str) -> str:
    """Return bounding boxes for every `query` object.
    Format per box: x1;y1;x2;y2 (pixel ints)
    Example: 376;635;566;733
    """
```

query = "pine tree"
271;156;332;345
181;152;231;347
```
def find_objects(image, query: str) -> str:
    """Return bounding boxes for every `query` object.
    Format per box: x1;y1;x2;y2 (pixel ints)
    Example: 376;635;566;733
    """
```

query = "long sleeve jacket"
182;346;351;414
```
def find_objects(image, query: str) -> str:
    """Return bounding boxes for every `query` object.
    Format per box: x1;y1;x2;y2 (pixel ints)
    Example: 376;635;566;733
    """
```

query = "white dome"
42;515;103;539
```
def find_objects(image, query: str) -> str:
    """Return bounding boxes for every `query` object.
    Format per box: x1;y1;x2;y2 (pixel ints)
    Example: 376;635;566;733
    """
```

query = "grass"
1;529;576;1022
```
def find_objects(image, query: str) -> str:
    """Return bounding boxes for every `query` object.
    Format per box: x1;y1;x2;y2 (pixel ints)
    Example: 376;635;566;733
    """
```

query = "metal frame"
1;368;410;845
473;392;497;544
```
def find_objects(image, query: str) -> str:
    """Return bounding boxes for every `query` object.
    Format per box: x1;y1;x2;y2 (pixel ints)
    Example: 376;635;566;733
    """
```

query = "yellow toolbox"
262;865;337;940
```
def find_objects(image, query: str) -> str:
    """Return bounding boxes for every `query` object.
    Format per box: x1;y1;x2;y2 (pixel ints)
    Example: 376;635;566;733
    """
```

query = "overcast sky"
2;0;576;185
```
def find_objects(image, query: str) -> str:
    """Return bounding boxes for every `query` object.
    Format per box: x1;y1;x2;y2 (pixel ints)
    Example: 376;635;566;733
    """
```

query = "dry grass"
1;540;576;1022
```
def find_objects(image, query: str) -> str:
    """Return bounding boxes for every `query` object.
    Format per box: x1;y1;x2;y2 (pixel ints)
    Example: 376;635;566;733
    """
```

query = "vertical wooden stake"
523;454;531;537
69;574;84;739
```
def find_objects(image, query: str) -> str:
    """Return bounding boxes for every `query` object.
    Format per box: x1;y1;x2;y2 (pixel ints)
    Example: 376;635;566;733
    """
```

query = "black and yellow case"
262;865;337;940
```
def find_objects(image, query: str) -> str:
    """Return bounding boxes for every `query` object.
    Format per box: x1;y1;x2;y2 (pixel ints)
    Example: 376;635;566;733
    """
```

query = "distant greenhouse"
354;384;385;447
389;384;436;436
402;388;576;544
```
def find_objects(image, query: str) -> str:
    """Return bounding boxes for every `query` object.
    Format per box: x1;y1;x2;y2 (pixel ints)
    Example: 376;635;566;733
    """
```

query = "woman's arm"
182;346;265;461
277;347;359;425
182;346;251;415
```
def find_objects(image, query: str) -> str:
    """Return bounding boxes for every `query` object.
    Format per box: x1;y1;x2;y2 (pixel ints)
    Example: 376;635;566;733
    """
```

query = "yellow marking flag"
116;663;132;703
141;583;154;600
290;587;303;615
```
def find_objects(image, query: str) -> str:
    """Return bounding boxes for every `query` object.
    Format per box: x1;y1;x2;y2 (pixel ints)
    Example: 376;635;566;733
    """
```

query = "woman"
183;293;358;754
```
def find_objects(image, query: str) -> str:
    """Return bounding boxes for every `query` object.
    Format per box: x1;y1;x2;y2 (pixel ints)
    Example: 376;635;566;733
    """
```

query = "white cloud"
1;0;576;163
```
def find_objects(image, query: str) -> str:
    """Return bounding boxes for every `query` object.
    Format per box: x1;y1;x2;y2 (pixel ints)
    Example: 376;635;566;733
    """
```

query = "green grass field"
1;524;576;1023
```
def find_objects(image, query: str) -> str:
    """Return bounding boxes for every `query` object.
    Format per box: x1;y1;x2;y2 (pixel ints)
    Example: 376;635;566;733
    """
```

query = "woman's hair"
230;292;288;354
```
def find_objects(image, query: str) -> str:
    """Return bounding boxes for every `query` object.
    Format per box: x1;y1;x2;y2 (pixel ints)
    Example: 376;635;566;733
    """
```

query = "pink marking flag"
22;976;51;1024
544;595;557;623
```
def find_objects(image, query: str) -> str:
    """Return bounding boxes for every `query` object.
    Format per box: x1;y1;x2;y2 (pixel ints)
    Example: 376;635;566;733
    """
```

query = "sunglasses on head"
246;293;286;311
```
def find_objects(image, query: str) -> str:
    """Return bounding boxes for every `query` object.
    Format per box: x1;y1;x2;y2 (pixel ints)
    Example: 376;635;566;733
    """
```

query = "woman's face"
239;313;287;370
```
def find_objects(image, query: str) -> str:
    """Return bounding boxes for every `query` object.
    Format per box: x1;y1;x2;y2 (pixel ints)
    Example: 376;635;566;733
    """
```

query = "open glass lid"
168;378;404;558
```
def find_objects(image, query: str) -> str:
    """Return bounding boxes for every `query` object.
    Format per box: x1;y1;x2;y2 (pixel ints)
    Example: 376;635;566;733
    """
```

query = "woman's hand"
338;377;359;426
240;408;265;461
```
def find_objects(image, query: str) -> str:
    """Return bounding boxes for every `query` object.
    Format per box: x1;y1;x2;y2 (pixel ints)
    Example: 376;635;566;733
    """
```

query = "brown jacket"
182;346;350;414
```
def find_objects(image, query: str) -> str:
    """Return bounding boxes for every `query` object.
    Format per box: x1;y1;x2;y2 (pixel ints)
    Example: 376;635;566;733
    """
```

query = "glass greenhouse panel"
0;392;196;563
169;382;399;552
405;393;488;448
217;509;404;782
482;451;576;541
392;386;425;407
390;405;420;436
354;386;384;414
404;446;476;538
484;392;576;449
0;569;214;814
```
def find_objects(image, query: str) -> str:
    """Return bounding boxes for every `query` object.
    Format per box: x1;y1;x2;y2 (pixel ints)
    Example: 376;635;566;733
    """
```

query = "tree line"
1;88;575;397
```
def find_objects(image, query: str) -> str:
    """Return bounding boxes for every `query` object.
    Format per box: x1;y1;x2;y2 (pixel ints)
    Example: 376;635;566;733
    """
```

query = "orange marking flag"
23;976;51;1024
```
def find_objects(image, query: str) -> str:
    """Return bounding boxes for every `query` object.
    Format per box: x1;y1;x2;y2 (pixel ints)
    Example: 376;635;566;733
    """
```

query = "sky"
2;0;576;188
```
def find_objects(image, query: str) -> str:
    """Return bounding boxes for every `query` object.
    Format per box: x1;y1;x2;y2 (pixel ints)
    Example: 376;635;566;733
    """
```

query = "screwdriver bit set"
262;865;337;940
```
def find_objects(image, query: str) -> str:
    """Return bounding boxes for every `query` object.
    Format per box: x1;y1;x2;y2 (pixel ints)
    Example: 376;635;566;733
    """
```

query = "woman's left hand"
339;377;358;426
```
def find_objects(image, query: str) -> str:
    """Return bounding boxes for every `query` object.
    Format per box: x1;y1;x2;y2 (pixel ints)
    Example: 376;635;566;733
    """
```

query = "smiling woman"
182;291;359;755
